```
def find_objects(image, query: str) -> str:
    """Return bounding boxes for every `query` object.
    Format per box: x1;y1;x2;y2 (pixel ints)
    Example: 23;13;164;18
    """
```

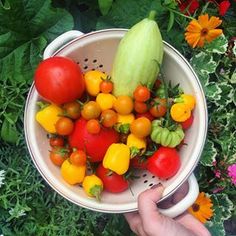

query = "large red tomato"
96;164;129;193
69;118;119;162
34;56;85;104
147;147;181;179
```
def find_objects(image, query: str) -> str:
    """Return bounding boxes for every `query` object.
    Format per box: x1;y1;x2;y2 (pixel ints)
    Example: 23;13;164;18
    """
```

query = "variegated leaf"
200;139;217;166
205;82;222;101
204;35;228;54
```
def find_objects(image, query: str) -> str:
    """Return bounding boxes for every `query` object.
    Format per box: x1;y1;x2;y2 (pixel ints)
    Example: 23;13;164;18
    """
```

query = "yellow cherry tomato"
117;113;135;125
84;70;107;96
130;117;152;138
175;94;196;110
113;95;134;115
96;93;117;111
61;159;86;185
82;174;103;201
170;103;191;122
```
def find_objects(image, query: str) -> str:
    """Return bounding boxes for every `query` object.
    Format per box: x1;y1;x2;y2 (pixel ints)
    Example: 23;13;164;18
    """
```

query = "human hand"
124;183;211;236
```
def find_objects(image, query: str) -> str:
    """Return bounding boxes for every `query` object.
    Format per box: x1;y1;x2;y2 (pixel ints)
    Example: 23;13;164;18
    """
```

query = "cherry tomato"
100;80;113;93
70;149;86;166
81;101;101;120
131;156;148;170
49;147;70;166
149;98;167;118
134;101;148;114
180;113;194;130
34;56;85;104
113;95;134;115
96;164;129;193
86;119;101;134
55;117;74;136
100;109;118;128
147;147;180;179
63;101;81;119
49;136;64;147
136;111;155;121
133;85;151;102
154;79;162;89
130;117;151;138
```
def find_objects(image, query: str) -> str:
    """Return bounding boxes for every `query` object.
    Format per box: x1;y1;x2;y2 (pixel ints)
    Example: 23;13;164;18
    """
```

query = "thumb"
138;184;164;222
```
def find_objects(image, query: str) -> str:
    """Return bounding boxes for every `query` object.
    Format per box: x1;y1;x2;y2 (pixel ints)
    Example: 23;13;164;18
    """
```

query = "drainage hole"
93;59;97;63
84;58;88;62
142;174;147;177
99;64;103;68
83;66;88;70
152;175;155;178
144;180;148;183
149;183;154;187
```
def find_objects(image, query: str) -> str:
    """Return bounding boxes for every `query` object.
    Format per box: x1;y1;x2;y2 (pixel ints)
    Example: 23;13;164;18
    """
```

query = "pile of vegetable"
34;57;196;200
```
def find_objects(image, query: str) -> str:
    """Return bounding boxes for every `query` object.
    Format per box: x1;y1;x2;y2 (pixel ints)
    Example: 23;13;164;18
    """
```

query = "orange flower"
185;14;223;48
188;192;214;224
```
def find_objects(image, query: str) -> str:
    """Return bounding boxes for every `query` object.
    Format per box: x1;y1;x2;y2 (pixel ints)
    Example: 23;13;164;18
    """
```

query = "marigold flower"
185;14;223;48
228;163;236;185
188;192;214;224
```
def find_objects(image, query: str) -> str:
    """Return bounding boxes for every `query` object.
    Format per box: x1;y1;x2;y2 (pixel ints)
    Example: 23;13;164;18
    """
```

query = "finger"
176;212;211;236
138;184;164;222
124;212;148;236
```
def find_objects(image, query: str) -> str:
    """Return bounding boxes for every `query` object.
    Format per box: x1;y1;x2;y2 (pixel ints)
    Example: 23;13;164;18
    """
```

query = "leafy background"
0;0;235;235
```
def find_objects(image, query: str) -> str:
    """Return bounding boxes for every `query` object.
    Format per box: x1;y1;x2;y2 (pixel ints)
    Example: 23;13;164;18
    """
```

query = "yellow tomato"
61;159;86;185
84;70;107;96
113;95;134;115
96;93;116;111
170;103;191;122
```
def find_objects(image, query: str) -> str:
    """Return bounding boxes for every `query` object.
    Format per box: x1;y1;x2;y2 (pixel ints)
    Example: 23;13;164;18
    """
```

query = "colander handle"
159;174;199;218
43;30;84;59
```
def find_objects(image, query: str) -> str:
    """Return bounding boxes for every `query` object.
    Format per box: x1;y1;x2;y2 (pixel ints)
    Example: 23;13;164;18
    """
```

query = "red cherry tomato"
147;147;181;179
133;85;151;102
34;56;85;104
55;117;74;136
49;136;64;147
49;147;70;166
70;149;87;166
131;156;148;170
100;80;113;93
180;113;194;130
149;98;167;118
96;164;129;193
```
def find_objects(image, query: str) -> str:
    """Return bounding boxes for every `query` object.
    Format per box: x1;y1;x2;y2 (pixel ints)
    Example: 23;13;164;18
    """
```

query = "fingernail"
151;183;163;189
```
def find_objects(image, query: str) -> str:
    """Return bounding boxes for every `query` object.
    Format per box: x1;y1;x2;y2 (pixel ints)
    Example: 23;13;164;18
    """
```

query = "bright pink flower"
179;0;200;14
213;169;221;178
228;164;236;185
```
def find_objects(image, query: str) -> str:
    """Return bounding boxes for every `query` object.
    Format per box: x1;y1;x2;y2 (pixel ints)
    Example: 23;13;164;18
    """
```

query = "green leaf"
230;70;236;84
205;82;222;101
96;0;167;29
206;221;226;236
200;139;217;166
0;118;19;144
190;52;217;86
98;0;113;16
216;82;234;107
204;34;228;54
0;0;74;83
167;10;174;32
233;40;236;57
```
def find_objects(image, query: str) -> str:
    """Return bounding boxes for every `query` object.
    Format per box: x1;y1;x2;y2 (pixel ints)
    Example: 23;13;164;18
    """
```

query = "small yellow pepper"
117;113;135;125
175;94;196;110
84;70;107;96
96;93;117;111
61;159;86;185
103;143;130;175
126;133;146;150
35;102;63;133
82;174;103;201
170;103;191;122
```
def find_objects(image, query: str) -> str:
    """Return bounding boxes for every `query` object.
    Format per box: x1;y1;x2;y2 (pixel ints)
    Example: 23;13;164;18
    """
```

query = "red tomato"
69;118;119;162
49;136;64;147
136;111;155;121
96;164;129;193
133;85;151;102
134;101;148;114
149;98;167;118
34;56;85;104
49;147;70;166
100;80;113;93
180;113;194;130
131;156;148;170
147;147;180;179
70;149;87;166
55;117;74;136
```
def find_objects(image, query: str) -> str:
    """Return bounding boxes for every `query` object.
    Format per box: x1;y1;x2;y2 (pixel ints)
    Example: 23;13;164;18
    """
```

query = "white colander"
24;29;208;217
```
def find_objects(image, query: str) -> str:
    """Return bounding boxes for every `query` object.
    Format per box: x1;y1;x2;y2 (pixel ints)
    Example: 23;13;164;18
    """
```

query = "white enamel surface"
24;29;207;213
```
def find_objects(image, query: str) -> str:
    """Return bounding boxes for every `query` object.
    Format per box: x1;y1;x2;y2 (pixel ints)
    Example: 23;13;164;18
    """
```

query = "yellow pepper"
175;94;196;110
117;113;135;125
84;70;107;96
96;93;117;111
82;174;103;201
35;102;63;133
61;159;86;185
170;103;191;122
103;143;130;175
126;133;146;150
